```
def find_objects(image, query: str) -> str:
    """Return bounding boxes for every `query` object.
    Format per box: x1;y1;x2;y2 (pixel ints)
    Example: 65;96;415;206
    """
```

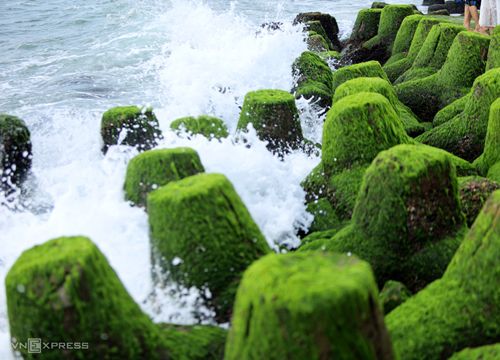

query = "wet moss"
477;98;500;174
0;114;32;189
396;31;490;121
379;280;411;314
225;252;395;360
294;12;341;51
385;15;424;66
449;344;500;360
487;162;500;182
237;89;303;153
306;197;343;233
459;176;500;226
100;105;162;153
416;68;500;161
486;26;500;70
147;173;271;321
305;21;334;50
386;190;500;359
432;93;469;127
350;9;382;44
331;61;389;94
170;115;229;140
124;147;204;207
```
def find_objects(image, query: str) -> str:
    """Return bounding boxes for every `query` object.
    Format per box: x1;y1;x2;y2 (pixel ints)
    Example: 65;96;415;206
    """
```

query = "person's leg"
464;4;472;30
469;4;481;31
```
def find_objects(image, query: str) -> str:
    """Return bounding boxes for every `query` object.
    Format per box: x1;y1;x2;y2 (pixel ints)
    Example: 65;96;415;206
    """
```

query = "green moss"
386;190;500;360
124;147;204;207
385;15;424;65
305;21;334;50
459;176;500;226
306;197;342;233
147;173;270;321
101;106;162;153
301;161;328;202
159;324;227;359
487;162;500;182
449;344;500;360
416;68;500;160
237;89;303;153
350;9;382;43
396;31;490;121
363;5;415;59
6;236;166;359
331;61;389;95
292;51;333;108
300;227;347;247
333;77;425;137
383;17;447;83
170;115;229;140
479;98;500;173
302;144;467;291
327;165;367;220
379;280;411;314
307;33;330;53
317;50;341;62
323;92;410;175
294;12;341;51
432;93;469;127
397;23;464;83
225;252;394;360
486;25;500;70
0;114;32;188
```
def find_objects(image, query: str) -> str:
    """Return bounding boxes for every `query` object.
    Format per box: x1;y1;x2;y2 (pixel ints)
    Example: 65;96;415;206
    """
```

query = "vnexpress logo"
28;338;42;354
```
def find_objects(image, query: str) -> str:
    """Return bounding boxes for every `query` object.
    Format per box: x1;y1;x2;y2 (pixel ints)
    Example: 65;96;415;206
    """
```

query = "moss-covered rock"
0;114;32;190
292;51;333;109
304;21;334;51
383;18;447;83
396;22;464;83
317;50;341;63
385;15;424;66
101;106;162;153
225;252;395;360
301;161;328;202
386;190;500;360
294;12;341;51
333;77;425;136
459;176;500;226
170;115;228;140
379;280;411;315
432;93;468;127
477;98;500;174
147;173;270;321
6;236;228;359
306;197;343;233
124;147;204;207
362;5;416;62
237;89;303;153
349;8;382;44
331;60;389;95
396;31;490;121
449;344;500;360
486;26;500;70
323;92;411;175
301;144;467;291
487;162;500;182
416;68;500;160
307;33;330;53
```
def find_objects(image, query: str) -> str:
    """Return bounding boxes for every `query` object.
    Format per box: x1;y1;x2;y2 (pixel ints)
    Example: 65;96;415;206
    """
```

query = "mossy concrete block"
322;92;410;175
372;2;388;9
305;21;334;51
301;161;328;202
386;15;424;65
306;197;342;233
294;12;341;51
449;344;500;360
307;33;330;53
327;165;367;220
487;162;500;182
124;147;204;207
480;97;500;172
384;17;446;83
6;236;166;359
459;176;500;226
350;9;382;44
170;115;229;140
386;190;500;360
331;60;389;95
147;173;270;321
397;22;464;83
432;93;468;127
379;280;411;314
238;89;304;153
303;144;467;291
416;68;500;161
225;252;395;360
333;77;425;137
486;26;500;70
0;114;32;190
292;51;333;108
396;31;490;121
101;106;162;153
363;5;416;61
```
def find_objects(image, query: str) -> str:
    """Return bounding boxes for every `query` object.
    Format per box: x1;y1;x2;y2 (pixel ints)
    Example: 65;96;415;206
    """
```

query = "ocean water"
0;0;420;356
